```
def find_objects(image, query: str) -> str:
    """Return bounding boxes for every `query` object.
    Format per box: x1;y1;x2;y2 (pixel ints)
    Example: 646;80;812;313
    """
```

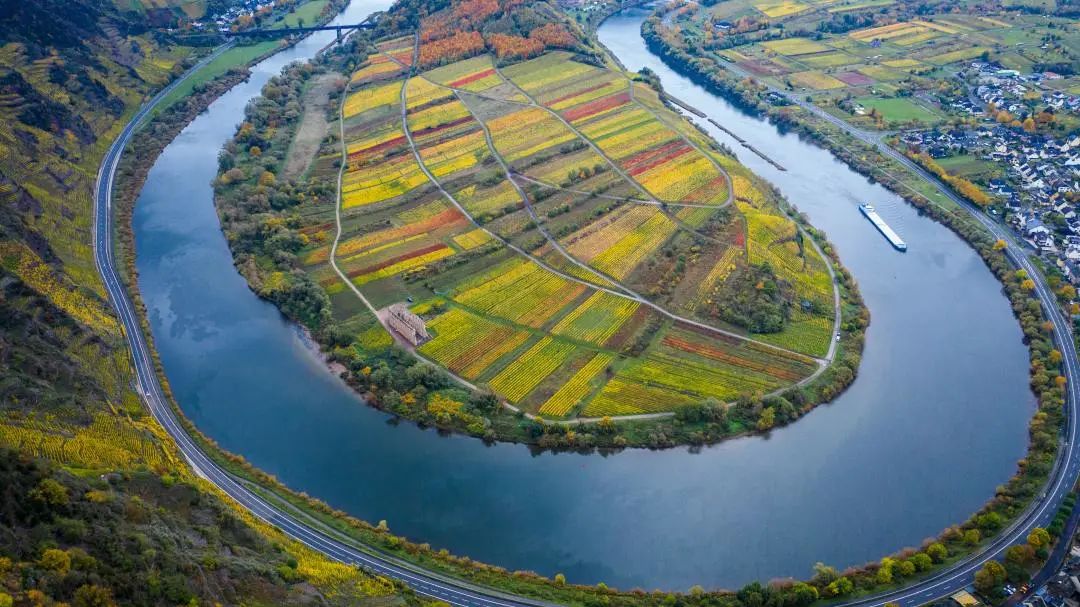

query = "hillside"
0;3;427;605
214;0;865;448
0;0;194;468
0;448;426;606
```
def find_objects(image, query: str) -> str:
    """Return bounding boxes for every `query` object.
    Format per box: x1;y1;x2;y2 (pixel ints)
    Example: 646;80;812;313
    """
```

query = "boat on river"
859;204;907;251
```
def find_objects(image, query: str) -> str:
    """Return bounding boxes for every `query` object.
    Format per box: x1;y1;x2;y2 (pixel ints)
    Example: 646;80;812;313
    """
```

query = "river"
131;0;1034;591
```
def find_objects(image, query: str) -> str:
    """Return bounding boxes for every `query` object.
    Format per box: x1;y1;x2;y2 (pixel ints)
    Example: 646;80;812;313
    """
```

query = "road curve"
91;26;1077;607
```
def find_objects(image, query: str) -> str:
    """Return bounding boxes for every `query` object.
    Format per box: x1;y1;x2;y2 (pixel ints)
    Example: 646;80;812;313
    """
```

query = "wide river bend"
132;0;1034;590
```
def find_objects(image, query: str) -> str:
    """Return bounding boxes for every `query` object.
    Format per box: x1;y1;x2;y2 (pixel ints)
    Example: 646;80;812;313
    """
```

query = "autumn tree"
826;577;854;596
72;585;116;607
529;23;576;48
756;406;775;431
418;31;485;67
488;33;544;60
1005;543;1034;566
1028;527;1051;549
38;549;71;575
974;560;1007;593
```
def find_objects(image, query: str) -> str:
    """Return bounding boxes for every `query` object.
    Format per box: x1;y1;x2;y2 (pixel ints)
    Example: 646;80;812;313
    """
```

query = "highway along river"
132;0;1034;591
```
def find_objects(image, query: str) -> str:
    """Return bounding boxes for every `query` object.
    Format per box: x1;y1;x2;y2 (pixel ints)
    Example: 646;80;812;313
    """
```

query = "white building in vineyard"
387;303;428;346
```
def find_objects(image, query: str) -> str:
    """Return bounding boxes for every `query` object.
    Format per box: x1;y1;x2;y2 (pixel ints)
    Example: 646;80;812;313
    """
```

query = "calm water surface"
133;2;1034;590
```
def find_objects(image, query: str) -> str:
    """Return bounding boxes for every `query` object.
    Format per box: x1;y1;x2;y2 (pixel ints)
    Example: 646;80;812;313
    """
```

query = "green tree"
927;542;948;563
911;553;933;571
792;582;818;605
0;592;12;607
812;562;839;586
827;577;854;596
30;478;68;507
876;558;894;584
738;582;767;607
964;529;981;545
977;512;1004;531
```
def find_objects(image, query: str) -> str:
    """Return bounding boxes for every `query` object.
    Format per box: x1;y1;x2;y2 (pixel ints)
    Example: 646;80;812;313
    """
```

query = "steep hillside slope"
0;0;193;467
0;4;427;605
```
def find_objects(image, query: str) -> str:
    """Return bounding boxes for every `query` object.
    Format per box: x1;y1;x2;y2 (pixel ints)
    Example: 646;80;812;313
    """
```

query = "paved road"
89;29;1079;607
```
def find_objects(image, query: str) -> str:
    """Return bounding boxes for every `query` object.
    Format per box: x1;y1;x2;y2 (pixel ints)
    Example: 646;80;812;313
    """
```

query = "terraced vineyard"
291;35;842;421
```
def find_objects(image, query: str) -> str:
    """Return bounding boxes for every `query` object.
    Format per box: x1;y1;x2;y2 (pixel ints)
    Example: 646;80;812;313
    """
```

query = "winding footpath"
90;26;1080;607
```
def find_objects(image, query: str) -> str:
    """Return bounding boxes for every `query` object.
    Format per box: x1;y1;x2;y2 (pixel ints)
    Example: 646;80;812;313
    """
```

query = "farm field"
677;0;1080;131
853;97;942;125
284;39;840;421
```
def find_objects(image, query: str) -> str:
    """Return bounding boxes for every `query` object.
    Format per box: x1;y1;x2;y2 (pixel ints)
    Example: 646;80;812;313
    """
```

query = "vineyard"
280;39;843;421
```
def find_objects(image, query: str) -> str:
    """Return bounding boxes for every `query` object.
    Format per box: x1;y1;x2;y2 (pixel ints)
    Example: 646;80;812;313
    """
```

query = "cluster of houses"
188;0;282;33
899;126;1078;210
963;61;1080;115
557;0;618;15
1025;544;1080;607
898;59;1080;279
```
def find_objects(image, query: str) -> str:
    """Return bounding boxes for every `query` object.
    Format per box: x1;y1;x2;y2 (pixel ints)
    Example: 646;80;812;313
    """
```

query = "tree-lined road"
91;23;1078;607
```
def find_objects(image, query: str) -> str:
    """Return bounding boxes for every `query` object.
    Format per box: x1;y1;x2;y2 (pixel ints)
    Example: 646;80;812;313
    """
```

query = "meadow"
281;40;839;421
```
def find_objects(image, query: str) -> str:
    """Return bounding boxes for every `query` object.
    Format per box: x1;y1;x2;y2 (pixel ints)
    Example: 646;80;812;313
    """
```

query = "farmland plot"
312;46;839;419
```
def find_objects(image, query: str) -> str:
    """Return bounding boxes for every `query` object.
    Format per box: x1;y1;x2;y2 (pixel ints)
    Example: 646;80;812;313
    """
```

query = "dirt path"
283;73;342;180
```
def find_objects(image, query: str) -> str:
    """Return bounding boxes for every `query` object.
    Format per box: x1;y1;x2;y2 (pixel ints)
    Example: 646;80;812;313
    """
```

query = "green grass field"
855;97;941;125
935;154;1001;180
278;0;330;27
153;41;281;115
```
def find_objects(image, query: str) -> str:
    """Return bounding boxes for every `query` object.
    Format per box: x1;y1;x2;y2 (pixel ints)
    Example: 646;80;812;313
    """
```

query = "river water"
132;1;1034;590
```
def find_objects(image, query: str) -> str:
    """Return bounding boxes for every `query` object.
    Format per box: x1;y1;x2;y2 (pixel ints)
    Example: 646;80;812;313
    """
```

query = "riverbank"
636;5;1067;596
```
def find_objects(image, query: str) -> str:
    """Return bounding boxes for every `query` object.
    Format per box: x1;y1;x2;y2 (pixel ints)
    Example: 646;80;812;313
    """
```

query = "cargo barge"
859;204;907;251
